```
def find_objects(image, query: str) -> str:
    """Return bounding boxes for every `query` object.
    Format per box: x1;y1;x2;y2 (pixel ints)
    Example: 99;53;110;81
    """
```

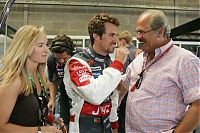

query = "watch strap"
37;126;42;133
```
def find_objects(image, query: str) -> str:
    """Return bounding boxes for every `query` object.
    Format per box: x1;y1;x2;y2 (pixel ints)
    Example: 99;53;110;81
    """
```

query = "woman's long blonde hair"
0;25;47;95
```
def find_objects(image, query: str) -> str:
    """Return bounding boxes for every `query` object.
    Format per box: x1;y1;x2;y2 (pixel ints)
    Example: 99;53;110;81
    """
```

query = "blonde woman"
0;25;63;133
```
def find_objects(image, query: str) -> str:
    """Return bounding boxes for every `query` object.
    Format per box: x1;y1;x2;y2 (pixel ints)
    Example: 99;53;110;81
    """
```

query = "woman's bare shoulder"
0;76;22;94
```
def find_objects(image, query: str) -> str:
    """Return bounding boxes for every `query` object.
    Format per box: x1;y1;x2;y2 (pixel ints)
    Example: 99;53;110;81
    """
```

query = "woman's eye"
38;43;44;47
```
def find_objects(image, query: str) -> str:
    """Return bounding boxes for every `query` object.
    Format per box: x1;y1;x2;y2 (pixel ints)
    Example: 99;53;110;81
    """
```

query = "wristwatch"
37;126;42;133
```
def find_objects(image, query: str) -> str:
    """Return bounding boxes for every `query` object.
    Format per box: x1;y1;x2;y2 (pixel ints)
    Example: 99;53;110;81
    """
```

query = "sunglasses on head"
135;69;145;89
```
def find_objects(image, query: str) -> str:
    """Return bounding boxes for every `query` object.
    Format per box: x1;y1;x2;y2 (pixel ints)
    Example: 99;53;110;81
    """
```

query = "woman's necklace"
27;70;45;95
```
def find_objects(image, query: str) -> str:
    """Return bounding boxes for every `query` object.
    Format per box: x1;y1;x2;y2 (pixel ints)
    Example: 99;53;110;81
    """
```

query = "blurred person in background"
117;31;142;73
0;25;63;133
47;34;75;131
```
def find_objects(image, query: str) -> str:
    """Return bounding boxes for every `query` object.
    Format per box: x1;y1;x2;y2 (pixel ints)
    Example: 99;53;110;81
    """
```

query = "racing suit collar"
87;46;111;63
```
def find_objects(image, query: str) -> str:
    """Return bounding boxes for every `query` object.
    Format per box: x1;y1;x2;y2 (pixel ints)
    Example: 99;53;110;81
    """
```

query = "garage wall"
0;0;199;36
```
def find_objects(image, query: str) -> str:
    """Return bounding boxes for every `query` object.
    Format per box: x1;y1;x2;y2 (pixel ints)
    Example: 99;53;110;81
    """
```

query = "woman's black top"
9;93;41;126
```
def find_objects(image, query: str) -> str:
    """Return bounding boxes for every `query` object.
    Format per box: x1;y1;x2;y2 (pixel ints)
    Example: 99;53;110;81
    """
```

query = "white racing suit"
63;47;123;133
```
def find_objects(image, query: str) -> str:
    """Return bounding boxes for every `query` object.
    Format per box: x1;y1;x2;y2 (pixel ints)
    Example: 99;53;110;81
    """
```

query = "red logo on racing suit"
68;59;93;86
80;102;112;116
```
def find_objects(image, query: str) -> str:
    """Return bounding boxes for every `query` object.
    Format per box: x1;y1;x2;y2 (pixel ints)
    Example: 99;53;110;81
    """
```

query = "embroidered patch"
90;66;102;71
68;59;93;86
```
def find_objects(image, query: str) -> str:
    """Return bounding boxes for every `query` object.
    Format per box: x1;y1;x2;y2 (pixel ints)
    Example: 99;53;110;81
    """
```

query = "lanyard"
145;44;174;70
130;44;174;92
28;70;48;126
27;70;46;94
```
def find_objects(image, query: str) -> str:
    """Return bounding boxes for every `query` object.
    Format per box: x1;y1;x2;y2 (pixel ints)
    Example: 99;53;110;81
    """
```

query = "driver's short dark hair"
88;13;120;45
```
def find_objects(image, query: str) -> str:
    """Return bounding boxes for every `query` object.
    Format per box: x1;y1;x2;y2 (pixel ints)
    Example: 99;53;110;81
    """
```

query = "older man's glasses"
135;69;145;89
136;29;153;36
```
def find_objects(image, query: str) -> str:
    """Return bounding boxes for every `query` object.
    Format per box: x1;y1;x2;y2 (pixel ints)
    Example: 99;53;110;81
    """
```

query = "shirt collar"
155;39;173;57
144;39;173;58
